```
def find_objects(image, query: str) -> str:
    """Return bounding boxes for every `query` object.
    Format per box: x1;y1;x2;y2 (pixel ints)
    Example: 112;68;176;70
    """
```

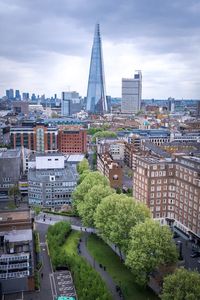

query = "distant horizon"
0;1;200;99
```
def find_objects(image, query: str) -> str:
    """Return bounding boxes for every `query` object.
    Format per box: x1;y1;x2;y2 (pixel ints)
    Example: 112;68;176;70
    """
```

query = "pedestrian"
103;266;106;271
41;273;43;279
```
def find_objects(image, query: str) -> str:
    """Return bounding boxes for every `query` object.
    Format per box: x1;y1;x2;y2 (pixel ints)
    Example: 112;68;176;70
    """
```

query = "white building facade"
121;70;142;114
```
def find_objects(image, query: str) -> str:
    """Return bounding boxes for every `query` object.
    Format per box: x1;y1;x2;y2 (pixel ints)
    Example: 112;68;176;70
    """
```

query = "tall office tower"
121;70;142;114
6;89;14;100
22;92;29;101
86;24;107;114
15;89;21;100
61;92;71;116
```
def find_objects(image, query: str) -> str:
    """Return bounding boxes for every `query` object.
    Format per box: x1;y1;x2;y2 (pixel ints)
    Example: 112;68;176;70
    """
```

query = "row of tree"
74;160;200;299
74;160;177;285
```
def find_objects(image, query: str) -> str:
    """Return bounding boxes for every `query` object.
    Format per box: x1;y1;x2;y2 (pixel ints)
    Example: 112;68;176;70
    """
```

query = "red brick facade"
58;126;87;154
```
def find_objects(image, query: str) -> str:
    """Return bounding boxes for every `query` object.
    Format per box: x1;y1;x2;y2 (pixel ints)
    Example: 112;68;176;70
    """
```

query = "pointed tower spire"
86;24;108;114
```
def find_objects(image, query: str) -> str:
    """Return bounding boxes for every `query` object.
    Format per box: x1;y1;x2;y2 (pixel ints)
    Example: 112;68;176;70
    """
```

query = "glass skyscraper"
86;24;108;114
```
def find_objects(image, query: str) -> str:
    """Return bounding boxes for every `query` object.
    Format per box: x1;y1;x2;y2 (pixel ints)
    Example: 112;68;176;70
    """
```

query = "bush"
69;256;112;300
47;225;112;300
34;231;41;253
47;221;72;270
34;270;40;290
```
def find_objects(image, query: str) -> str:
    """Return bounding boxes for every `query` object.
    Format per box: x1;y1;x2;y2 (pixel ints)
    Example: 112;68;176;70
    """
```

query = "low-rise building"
58;126;87;154
10;121;58;152
97;153;123;189
0;123;10;145
0;210;34;294
28;153;77;209
97;139;125;161
0;149;22;200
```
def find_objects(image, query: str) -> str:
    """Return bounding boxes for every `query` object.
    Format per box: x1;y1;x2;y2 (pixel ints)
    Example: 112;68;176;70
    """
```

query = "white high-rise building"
121;70;142;114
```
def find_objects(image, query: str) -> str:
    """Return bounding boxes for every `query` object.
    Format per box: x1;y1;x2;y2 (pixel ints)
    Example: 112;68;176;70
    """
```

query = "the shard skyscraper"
86;24;108;114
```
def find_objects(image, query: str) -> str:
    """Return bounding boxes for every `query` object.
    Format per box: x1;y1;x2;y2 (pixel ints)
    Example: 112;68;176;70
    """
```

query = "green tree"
8;184;20;206
78;169;92;184
92;131;117;143
77;185;115;227
87;127;104;135
161;268;200;300
77;158;90;174
72;171;109;212
125;219;178;285
94;194;150;254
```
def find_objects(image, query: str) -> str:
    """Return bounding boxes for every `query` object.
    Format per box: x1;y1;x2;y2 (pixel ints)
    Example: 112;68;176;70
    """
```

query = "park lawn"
62;230;81;255
87;234;158;300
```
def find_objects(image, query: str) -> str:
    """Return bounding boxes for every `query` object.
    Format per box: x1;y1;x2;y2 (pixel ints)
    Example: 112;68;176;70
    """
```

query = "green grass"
87;234;159;300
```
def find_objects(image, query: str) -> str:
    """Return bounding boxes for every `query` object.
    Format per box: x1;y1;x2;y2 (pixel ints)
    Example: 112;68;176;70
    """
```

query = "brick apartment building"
133;155;200;237
97;153;123;189
58;126;87;154
124;143;141;169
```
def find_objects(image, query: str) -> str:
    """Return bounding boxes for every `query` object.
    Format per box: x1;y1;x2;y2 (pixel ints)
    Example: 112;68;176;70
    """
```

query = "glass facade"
86;24;107;114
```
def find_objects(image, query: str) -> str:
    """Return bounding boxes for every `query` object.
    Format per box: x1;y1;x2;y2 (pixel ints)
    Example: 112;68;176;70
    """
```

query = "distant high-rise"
121;70;142;114
86;24;107;114
61;91;82;116
15;89;21;100
6;89;14;100
61;92;71;116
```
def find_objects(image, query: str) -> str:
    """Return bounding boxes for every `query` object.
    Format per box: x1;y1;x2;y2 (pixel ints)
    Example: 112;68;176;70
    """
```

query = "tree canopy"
94;194;151;253
72;171;109;212
92;131;117;142
77;158;90;174
78;169;92;184
77;185;115;227
161;268;200;300
125;219;178;285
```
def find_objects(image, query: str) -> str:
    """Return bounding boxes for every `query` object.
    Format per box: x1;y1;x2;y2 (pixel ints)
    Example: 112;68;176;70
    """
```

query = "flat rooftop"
0;149;21;159
0;210;30;222
0;229;32;242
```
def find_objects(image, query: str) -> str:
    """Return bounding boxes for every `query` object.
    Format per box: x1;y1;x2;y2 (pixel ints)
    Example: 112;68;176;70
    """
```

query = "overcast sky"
0;0;200;99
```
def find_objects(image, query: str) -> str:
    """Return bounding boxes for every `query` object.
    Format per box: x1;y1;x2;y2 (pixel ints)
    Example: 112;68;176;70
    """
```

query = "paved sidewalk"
79;233;122;300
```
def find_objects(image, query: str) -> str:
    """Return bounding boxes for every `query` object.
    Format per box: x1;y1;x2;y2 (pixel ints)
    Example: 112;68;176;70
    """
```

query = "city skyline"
0;0;200;99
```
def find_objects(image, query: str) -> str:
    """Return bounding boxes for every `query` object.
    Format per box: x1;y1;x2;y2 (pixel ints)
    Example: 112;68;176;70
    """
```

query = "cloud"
0;0;200;98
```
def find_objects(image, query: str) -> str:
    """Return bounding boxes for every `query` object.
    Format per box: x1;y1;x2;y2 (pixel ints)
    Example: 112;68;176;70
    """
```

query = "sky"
0;0;200;99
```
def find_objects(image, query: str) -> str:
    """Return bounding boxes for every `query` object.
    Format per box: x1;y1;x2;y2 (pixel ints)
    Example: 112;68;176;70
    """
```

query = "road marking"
49;273;57;300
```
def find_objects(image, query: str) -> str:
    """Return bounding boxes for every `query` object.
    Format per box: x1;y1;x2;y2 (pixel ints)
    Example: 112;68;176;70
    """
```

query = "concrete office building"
133;155;200;238
28;154;77;208
0;149;22;200
10;122;58;152
61;92;71;116
0;124;10;145
0;210;34;294
121;70;142;114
